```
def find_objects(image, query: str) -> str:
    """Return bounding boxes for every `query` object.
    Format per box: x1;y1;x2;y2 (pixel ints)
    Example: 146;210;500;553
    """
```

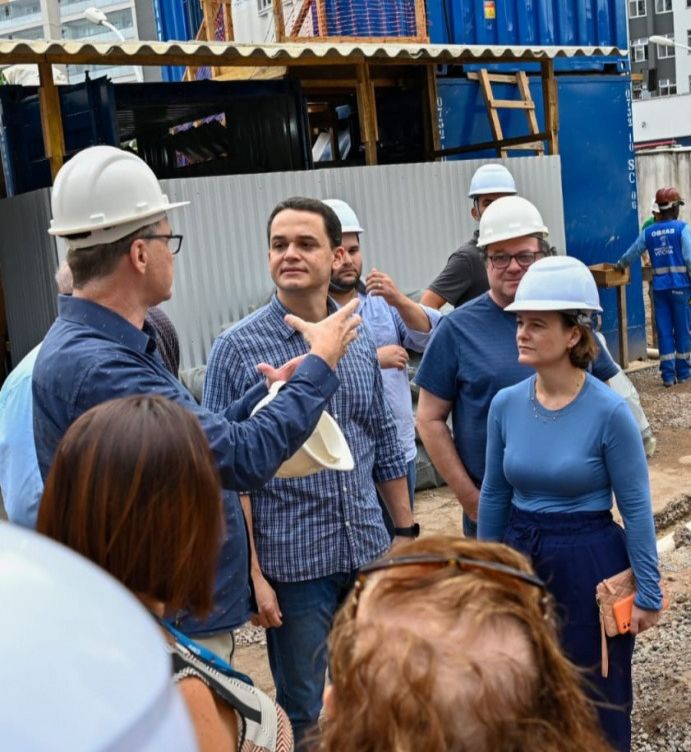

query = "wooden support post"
316;0;327;37
271;0;285;41
414;0;428;41
423;65;441;159
38;62;65;181
356;63;378;166
642;265;658;350
541;59;559;156
617;284;629;369
222;0;234;41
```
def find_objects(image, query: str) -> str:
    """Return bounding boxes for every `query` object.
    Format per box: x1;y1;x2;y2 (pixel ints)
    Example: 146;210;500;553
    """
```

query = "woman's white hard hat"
48;145;189;249
0;521;198;751
251;381;354;478
323;198;365;234
477;195;549;247
505;255;603;313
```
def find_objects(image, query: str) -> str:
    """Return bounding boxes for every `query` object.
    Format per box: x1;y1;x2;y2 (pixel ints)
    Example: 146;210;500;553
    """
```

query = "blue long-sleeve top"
619;224;691;270
478;373;662;611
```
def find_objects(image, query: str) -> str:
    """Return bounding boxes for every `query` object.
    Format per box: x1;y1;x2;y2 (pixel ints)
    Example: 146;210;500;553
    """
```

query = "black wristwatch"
394;523;420;538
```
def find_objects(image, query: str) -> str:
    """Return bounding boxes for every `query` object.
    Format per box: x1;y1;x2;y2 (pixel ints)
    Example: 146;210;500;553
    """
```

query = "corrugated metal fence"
0;156;565;369
635;149;691;228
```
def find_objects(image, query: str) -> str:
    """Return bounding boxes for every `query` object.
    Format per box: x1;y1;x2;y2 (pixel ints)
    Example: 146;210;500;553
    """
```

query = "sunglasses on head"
350;553;549;618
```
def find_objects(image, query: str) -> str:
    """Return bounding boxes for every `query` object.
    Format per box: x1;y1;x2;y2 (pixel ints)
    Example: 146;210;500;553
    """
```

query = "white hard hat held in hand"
251;381;355;478
506;256;603;313
0;521;198;751
48;145;189;249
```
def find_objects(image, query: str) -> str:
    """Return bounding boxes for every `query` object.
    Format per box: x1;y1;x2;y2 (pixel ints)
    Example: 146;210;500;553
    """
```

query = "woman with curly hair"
38;394;293;752
319;534;611;752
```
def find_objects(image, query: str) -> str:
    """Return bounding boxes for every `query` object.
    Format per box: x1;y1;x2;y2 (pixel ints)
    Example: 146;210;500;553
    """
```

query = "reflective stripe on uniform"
660;353;676;361
653;265;689;275
676;352;691;360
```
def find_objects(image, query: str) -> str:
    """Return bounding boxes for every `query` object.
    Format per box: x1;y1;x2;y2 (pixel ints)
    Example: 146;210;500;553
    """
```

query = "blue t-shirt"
414;292;619;485
478;374;662;611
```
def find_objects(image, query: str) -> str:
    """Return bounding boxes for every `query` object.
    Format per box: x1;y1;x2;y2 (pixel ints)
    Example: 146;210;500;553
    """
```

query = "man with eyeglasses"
415;196;618;538
32;146;363;658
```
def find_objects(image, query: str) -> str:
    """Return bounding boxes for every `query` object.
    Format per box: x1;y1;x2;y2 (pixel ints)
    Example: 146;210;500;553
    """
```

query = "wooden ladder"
467;70;544;157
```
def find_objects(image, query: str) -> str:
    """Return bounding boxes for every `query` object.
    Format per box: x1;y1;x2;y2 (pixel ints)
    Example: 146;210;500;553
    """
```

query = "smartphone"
613;593;669;634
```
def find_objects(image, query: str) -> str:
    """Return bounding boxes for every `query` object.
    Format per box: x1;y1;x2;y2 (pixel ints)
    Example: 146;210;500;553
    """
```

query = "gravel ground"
629;366;691;432
632;528;691;752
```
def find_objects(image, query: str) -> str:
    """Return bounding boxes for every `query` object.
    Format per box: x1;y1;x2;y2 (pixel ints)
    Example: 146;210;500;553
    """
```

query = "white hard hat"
0;522;198;751
505;256;602;313
477;195;549;247
252;381;354;478
468;164;517;198
323;198;365;234
48;145;189;249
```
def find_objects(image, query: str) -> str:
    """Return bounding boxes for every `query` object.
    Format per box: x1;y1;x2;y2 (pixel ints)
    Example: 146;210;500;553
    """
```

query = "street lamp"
83;6;143;82
649;34;691;53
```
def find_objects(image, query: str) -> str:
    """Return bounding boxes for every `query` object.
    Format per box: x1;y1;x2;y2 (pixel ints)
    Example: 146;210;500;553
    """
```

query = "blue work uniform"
619;220;691;384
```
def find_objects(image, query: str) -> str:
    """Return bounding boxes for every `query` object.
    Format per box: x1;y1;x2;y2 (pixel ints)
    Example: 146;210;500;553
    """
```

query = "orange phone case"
613;593;669;634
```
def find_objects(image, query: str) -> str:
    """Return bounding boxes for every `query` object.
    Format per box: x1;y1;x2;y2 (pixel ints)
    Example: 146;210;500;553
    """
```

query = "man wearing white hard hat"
34;146;361;659
415;196;619;538
325;197;441;513
203;196;412;747
420;163;516;310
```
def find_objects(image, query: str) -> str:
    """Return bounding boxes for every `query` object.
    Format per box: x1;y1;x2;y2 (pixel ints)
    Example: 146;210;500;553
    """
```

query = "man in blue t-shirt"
415;196;619;537
617;186;691;387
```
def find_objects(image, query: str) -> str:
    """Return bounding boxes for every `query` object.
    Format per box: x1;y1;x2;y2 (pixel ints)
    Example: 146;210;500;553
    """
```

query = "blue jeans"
265;571;356;748
654;288;691;383
379;458;417;538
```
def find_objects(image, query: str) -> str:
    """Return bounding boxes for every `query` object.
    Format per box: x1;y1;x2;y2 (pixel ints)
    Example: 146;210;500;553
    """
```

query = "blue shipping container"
426;0;628;71
437;74;645;362
153;0;203;81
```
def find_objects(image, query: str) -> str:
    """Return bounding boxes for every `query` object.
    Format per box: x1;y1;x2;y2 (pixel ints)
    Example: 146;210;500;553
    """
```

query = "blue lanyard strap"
158;618;254;687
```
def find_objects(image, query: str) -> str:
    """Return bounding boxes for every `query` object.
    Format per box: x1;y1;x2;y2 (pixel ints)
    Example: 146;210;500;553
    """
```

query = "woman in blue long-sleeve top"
478;256;663;752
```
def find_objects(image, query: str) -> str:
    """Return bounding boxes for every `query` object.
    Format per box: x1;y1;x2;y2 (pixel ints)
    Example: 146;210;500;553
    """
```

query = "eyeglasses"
487;251;545;270
139;234;184;255
350;553;549;618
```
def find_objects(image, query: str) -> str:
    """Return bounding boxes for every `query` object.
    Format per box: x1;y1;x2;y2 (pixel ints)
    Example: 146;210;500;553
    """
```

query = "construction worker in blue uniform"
617;187;691;387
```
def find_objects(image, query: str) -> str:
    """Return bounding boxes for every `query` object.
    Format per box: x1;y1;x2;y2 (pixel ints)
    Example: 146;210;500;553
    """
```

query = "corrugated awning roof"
0;39;628;68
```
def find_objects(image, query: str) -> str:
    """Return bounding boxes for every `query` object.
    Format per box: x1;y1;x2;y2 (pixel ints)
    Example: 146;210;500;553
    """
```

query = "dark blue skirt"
504;506;635;752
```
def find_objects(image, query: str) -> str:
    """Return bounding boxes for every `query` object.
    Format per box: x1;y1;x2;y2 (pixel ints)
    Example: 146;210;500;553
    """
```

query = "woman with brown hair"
37;394;293;752
319;534;611;752
479;256;662;751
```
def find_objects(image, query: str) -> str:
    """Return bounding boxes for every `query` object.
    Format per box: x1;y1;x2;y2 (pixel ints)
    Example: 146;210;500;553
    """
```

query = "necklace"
530;372;585;422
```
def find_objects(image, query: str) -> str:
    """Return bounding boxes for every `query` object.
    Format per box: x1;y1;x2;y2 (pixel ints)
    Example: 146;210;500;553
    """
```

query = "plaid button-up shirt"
203;295;407;582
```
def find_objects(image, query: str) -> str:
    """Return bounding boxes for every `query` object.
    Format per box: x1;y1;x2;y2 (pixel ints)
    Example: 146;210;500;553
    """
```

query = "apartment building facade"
629;0;691;97
0;0;159;82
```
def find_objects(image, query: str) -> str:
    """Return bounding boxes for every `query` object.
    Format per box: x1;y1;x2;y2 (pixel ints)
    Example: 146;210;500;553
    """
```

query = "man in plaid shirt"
203;197;414;747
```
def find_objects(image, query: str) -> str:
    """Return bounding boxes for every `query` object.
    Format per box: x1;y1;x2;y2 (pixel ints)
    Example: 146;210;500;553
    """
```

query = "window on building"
632;81;643;99
629;0;646;17
658;78;677;96
687;30;691;52
257;0;272;13
655;0;672;12
631;38;649;62
655;34;675;58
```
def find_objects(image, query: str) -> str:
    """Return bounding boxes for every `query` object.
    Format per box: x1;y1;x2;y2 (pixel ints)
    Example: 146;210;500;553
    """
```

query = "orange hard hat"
654;187;685;211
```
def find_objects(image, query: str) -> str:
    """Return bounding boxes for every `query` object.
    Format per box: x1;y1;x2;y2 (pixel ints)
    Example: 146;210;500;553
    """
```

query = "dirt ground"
234;361;691;751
